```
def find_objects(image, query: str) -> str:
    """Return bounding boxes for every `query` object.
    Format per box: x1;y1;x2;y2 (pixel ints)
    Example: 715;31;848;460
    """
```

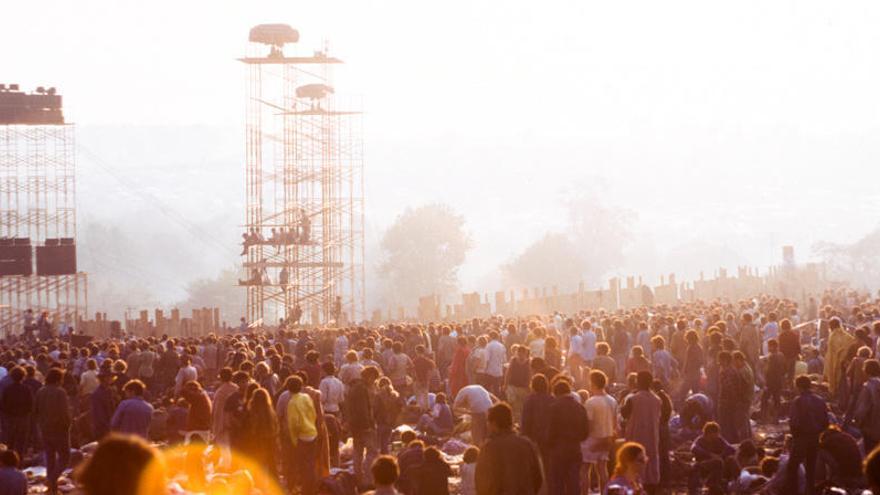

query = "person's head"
361;366;380;384
636;371;652;390
123;379;146;398
613;442;647;478
767;338;779;352
589;370;607;392
829;317;842;331
487;402;513;433
651;335;665;350
0;449;19;468
631;346;644;358
423;446;443;463
795;374;812;392
219;367;233;383
702;421;721;439
232;370;250;387
596;342;610;356
552;379;572;397
371;456;399;487
530;373;548;394
463;446;480;464
400;430;417;446
8;366;24;383
718;351;732;367
859;346;873;359
75;434;165;495
321;361;336;377
685;330;699;344
864;359;880;378
45;367;64;386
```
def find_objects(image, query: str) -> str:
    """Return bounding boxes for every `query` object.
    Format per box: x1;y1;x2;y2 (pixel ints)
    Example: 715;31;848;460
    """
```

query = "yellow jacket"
287;392;317;445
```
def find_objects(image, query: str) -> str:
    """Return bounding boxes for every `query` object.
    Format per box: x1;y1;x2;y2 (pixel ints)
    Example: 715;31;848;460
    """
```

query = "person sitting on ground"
605;442;648;495
395;433;424;495
0;449;27;495
417;392;453;437
366;456;401;495
411;446;452;495
689;421;736;495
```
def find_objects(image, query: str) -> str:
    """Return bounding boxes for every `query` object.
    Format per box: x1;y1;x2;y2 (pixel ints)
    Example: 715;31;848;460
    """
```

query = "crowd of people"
2;288;880;494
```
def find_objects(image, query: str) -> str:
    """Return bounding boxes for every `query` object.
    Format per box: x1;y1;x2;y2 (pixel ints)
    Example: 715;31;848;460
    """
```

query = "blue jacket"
111;396;154;439
789;391;828;438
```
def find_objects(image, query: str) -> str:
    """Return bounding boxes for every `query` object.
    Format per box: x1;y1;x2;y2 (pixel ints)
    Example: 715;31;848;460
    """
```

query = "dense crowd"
2;288;880;495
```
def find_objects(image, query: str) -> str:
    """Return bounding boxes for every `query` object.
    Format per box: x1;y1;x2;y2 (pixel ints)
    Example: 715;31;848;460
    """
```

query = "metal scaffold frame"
0;124;87;335
239;26;365;326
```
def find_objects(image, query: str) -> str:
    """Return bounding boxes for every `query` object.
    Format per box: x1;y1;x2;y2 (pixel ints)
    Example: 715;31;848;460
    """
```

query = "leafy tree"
379;204;472;306
177;268;247;323
565;193;635;283
814;227;880;289
502;232;586;290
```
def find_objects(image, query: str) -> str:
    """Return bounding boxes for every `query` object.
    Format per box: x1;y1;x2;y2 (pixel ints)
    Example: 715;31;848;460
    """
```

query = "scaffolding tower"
0;85;87;337
239;25;364;327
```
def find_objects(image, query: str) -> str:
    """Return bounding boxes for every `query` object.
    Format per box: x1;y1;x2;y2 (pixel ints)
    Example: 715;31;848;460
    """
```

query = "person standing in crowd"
476;402;543;495
787;375;829;495
778;319;801;384
762;339;786;423
582;370;618;494
825;317;855;401
110;380;154;439
34;368;70;495
448;336;471;399
716;351;741;442
854;359;880;454
243;387;278;479
484;331;506;396
679;331;704;401
521;373;552;468
212;368;238;449
621;371;662;492
503;345;531;424
412;345;435;412
90;369;116;441
319;361;345;416
547;378;589;495
346;366;380;487
0;367;32;458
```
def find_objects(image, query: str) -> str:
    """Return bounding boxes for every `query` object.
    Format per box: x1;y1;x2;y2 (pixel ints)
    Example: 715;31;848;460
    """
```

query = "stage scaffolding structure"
239;25;364;326
0;122;87;335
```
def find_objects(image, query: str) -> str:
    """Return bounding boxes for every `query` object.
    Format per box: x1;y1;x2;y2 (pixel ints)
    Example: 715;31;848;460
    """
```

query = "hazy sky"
3;1;880;307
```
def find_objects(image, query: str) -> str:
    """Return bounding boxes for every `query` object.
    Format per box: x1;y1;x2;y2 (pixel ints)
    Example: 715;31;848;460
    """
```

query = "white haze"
3;1;880;316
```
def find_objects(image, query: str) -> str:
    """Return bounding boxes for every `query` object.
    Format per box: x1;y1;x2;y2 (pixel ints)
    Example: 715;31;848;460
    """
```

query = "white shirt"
585;393;618;439
528;338;545;359
454;385;493;414
485;340;507;378
581;330;597;361
319;375;345;413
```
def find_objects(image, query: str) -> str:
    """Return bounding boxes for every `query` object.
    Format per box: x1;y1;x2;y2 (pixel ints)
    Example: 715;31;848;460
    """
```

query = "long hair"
246;387;278;435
